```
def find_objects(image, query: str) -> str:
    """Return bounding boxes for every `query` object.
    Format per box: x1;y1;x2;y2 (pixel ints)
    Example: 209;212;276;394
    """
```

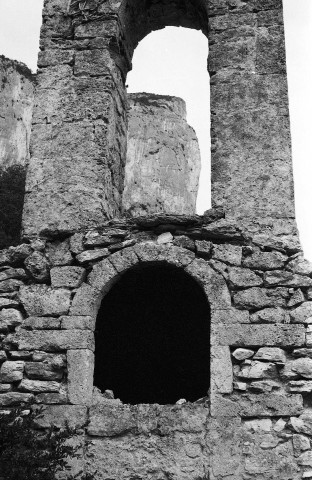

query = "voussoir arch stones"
69;243;231;319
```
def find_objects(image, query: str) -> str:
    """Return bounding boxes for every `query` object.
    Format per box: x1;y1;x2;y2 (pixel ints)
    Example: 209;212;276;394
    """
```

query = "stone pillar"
208;0;296;234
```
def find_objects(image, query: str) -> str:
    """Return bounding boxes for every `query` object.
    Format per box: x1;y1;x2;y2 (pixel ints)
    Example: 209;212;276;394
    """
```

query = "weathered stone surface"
70;283;102;317
290;302;312;323
25;358;64;380
50;266;86;288
60;316;95;330
108;247;139;273
84;229;127;248
0;278;23;292
7;329;94;352
288;288;305;307
264;270;312;287
249;380;279;393
233;287;288;309
237;361;277;379
0;267;27;282
211;346;233;394
212;243;242;266
186;258;231;310
0;350;7;363
0;392;34;406
212;324;305;346
76;248;110;264
0;360;24;382
232;348;254;361
18;379;60;393
87;403;136;437
87;259;118;295
287;254;312;276
0;56;34;168
157;232;173;245
211;308;249;324
288;381;312;393
253;347;286;363
134;243;195;268
228;267;262;288
250;307;290;324
195;240;212;257
173;235;195;251
46;240;73;266
33;405;88;430
67;350;94;405
23;316;61;330
24;251;50;282
211;393;303;417
123;93;201;216
0;308;23;331
0;298;19;309
291;358;312;379
242;249;287;270
291;413;312;436
19;285;71;316
69;233;84;254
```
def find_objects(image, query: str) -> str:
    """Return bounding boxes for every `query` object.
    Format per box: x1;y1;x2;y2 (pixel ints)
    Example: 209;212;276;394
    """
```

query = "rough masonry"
0;0;310;479
123;93;201;216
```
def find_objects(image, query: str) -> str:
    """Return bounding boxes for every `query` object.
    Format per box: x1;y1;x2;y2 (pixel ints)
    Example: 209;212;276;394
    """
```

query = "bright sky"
0;1;311;259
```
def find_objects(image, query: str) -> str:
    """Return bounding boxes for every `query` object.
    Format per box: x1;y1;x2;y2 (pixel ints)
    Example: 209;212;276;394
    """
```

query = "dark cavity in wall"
94;264;211;405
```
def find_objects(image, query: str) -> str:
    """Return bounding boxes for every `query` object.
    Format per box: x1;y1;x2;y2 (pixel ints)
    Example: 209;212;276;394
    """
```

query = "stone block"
108;247;139;273
286;254;312;276
69;233;84;254
237;361;277;379
228;267;262;288
0;298;19;309
0;351;7;363
0;360;24;382
232;348;254;361
33;405;88;430
134;243;195;268
211;308;250;324
212;324;305;347
87;403;136;437
211;393;303;417
288;381;312;393
211;346;233;394
233;287;288;309
46;239;73;266
250;306;290;324
24;251;50;282
195;240;212;257
291;358;312;379
76;249;110;264
60;316;95;330
253;347;286;363
0;268;27;282
35;392;68;404
186;258;231;310
70;283;101;317
8;330;94;352
0;308;24;331
25;359;64;380
0;392;34;406
0;279;24;293
242;250;287;270
67;350;94;405
291;412;312;436
19;285;71;316
50;266;86;288
18;379;61;393
173;235;195;251
212;243;242;266
23;316;61;330
264;270;312;287
288;288;305;307
290;302;312;324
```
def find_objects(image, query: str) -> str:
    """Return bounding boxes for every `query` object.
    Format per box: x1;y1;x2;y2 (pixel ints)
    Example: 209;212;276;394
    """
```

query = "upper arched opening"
118;0;208;58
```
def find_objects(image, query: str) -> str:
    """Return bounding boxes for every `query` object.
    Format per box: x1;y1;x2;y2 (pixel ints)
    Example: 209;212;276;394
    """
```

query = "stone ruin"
1;0;312;479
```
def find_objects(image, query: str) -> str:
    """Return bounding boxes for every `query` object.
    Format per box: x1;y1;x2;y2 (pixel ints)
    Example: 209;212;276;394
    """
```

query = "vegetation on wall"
0;408;81;480
0;164;26;249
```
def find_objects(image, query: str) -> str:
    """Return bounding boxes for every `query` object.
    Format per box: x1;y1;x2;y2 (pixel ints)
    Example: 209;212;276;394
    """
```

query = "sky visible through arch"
0;0;311;259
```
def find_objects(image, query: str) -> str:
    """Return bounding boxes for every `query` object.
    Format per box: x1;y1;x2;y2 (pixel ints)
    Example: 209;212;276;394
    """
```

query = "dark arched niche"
94;263;211;405
119;0;208;63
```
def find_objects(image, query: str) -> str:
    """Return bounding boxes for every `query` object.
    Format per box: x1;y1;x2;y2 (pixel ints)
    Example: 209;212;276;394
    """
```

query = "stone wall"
1;209;312;478
123;93;201;216
0;55;35;168
22;0;296;239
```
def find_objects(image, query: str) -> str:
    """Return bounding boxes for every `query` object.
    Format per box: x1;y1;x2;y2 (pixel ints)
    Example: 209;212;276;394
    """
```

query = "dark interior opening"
94;263;211;405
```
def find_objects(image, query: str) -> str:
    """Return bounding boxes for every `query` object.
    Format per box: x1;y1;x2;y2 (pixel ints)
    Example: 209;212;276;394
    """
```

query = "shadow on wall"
0;164;26;248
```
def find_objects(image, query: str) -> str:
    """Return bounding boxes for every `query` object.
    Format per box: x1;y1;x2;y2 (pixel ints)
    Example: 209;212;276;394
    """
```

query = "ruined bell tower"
1;1;312;479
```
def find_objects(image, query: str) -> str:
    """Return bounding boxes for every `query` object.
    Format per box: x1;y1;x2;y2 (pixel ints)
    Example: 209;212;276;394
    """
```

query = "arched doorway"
94;263;211;405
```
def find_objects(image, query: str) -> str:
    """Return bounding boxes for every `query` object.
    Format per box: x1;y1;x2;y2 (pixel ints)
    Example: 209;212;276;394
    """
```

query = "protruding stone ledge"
211;324;305;347
211;393;303;418
5;329;94;352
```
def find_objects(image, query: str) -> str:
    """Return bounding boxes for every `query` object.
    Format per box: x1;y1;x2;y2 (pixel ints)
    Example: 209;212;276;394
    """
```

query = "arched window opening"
124;27;211;216
94;264;211;405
